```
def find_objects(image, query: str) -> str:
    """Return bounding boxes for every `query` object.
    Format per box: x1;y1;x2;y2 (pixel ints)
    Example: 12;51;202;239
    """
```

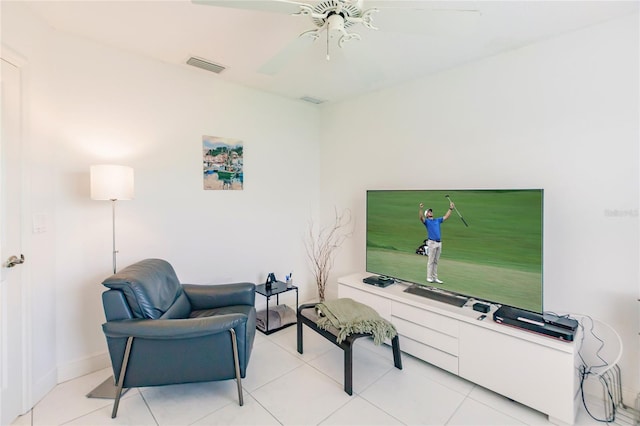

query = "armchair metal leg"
229;328;244;406
112;336;134;419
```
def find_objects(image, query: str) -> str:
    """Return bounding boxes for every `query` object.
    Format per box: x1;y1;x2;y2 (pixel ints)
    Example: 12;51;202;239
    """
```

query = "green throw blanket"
315;298;397;345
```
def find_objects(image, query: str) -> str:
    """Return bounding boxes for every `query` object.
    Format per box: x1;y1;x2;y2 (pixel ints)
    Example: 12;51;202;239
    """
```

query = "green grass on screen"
366;190;543;312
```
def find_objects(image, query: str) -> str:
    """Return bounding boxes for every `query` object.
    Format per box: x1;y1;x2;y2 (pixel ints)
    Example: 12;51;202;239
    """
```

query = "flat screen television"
366;189;543;313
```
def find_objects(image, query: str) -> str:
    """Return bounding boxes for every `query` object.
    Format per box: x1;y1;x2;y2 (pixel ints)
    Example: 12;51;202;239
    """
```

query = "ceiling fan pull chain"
326;29;330;61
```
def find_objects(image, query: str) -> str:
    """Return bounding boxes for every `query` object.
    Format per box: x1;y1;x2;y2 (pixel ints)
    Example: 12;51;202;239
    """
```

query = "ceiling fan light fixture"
327;13;345;32
311;0;361;28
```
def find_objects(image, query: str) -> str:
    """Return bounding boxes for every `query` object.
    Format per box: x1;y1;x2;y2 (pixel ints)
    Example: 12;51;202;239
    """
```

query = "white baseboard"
30;368;57;409
57;351;111;383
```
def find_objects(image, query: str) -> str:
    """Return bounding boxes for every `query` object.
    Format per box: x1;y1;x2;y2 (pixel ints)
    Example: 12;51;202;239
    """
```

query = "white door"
1;56;26;425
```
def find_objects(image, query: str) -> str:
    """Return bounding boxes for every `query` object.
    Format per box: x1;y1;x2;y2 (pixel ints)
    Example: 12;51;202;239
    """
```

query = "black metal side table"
255;281;298;334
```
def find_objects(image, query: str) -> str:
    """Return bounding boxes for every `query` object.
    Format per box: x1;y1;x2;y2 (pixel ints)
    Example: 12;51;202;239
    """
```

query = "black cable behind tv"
404;284;468;307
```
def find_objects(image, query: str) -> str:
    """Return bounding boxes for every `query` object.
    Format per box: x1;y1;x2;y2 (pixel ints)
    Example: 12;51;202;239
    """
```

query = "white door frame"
1;44;32;423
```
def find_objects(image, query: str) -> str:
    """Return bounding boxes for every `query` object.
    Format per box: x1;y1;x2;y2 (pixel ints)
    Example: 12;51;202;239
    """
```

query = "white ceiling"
22;0;639;104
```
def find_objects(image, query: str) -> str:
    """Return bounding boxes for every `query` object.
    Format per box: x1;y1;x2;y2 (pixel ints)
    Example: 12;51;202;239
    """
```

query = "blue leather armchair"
100;258;256;418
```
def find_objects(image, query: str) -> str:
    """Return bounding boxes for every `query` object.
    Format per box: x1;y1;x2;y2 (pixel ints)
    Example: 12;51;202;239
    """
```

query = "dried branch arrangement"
305;208;353;302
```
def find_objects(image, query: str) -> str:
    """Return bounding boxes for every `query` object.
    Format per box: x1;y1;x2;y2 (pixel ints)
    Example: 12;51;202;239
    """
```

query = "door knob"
5;254;25;268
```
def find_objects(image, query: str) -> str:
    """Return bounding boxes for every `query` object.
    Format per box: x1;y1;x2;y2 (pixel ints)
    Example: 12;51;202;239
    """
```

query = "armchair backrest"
102;258;191;319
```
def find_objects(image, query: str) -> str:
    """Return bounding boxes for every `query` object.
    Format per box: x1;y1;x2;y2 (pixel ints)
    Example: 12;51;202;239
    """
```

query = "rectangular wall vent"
187;57;226;74
300;96;325;105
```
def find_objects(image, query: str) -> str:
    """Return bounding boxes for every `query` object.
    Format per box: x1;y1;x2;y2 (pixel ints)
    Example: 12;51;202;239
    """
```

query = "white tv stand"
338;273;580;425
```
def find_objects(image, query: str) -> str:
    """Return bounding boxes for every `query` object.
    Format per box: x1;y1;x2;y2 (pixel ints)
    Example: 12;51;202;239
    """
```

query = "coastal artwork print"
203;135;244;190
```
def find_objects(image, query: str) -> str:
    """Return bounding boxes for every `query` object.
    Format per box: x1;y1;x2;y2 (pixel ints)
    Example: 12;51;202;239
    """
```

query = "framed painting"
203;135;243;190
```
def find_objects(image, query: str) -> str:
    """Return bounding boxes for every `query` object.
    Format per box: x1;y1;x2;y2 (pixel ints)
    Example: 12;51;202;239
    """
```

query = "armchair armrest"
102;313;247;339
183;282;255;310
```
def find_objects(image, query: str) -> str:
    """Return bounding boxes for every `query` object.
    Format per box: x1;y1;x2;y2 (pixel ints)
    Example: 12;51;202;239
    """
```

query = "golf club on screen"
445;195;469;227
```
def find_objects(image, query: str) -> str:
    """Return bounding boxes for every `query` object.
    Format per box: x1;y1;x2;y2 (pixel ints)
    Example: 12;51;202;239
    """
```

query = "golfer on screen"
419;201;454;284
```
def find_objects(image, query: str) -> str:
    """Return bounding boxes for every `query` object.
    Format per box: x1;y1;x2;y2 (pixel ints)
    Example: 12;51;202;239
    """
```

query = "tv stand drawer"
392;301;459;337
400;334;458;375
392;316;458;357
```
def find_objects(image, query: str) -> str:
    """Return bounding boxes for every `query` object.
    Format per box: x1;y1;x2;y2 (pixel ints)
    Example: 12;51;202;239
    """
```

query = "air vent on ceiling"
300;96;325;105
187;56;226;74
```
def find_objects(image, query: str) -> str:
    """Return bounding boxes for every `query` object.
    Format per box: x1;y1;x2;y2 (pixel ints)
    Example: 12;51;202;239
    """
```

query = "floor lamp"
87;164;134;399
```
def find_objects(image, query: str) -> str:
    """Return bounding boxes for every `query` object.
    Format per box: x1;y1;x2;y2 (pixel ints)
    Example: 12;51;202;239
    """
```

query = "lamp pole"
111;198;117;274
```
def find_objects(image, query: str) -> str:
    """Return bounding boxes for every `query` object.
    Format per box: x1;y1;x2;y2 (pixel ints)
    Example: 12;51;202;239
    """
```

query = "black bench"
296;302;402;395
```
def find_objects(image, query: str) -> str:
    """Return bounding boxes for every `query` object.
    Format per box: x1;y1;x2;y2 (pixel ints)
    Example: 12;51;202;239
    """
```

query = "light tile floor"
11;325;622;425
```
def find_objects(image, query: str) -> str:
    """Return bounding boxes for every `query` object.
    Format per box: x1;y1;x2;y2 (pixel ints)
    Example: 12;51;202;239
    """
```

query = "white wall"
319;13;639;398
4;0;639;410
3;1;320;404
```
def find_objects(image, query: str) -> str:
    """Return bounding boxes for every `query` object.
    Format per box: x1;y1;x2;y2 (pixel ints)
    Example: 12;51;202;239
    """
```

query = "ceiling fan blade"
339;41;384;86
359;2;481;37
369;7;481;36
192;0;311;15
365;1;477;11
258;33;317;75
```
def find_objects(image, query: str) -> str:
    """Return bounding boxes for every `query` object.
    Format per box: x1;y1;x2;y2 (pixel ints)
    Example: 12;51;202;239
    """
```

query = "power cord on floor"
575;314;616;423
578;363;616;423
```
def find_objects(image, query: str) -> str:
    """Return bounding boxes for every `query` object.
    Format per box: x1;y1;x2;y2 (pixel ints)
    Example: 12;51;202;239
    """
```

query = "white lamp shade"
90;165;134;200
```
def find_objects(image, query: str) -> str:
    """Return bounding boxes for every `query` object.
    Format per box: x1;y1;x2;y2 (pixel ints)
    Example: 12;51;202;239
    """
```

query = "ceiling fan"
193;0;480;75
